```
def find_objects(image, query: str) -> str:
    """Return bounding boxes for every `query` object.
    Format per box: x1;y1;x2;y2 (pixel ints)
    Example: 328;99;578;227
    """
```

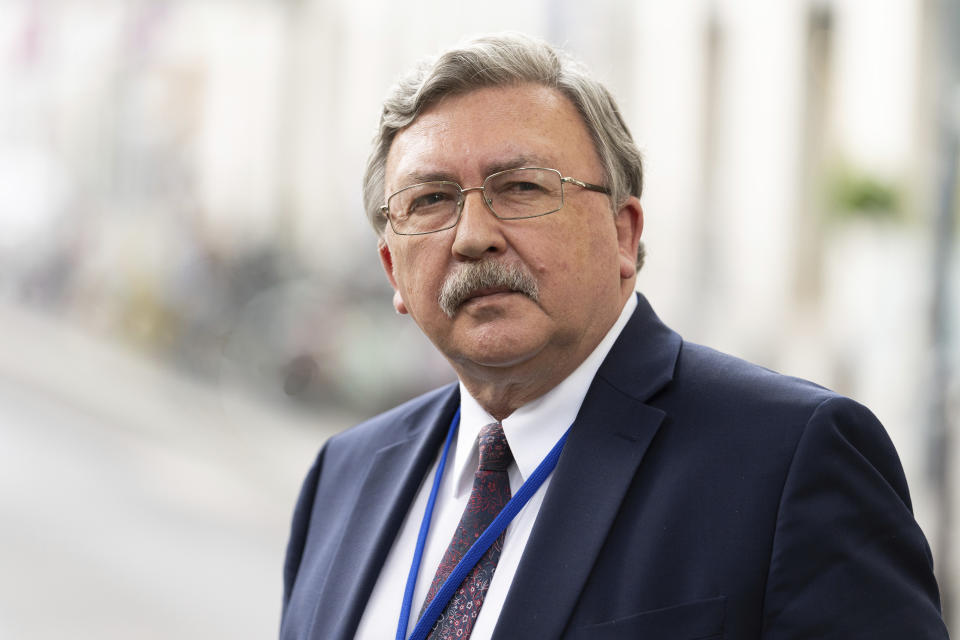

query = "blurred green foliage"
825;164;906;222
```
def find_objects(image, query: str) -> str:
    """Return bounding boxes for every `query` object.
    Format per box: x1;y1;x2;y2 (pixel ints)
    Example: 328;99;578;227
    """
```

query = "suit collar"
596;292;682;402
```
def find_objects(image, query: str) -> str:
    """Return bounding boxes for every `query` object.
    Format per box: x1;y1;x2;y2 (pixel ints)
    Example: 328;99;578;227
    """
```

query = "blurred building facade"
0;0;957;637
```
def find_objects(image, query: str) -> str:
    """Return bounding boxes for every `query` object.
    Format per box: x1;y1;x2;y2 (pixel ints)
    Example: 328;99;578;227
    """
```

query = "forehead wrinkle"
480;154;549;177
395;153;553;190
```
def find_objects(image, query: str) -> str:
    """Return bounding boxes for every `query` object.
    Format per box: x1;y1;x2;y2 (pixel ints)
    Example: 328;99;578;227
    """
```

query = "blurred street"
0;301;346;639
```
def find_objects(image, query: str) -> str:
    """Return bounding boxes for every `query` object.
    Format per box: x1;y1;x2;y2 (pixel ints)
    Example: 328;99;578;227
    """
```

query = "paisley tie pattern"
418;422;513;639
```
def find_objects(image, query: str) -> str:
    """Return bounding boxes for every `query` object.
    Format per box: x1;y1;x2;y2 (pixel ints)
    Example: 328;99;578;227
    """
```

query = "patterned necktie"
418;421;513;640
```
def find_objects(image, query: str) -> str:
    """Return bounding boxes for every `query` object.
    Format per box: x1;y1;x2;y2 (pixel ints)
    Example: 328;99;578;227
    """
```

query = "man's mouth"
463;286;516;303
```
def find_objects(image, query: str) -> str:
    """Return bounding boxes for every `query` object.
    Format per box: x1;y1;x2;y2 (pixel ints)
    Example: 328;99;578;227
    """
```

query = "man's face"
379;84;642;382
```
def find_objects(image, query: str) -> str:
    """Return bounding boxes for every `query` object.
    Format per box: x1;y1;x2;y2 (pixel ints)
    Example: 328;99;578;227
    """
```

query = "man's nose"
451;187;506;259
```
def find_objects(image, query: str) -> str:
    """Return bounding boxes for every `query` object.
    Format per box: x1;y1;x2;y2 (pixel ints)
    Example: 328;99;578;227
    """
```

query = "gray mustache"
438;261;539;317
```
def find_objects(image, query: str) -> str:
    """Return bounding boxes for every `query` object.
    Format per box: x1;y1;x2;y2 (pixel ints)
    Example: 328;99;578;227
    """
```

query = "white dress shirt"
355;294;637;640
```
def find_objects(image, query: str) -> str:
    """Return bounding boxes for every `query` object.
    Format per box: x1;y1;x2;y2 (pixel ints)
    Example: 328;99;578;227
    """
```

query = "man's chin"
450;340;543;370
442;311;552;367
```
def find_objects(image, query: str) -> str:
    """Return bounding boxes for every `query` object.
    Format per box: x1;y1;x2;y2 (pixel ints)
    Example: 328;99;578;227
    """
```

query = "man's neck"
459;366;578;422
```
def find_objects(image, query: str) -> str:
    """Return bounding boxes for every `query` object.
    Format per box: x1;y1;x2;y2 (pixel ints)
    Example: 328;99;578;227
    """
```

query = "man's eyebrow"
403;170;458;184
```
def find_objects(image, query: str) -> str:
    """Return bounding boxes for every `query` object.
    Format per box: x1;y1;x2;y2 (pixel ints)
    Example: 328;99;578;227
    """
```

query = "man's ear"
615;196;644;279
378;240;409;315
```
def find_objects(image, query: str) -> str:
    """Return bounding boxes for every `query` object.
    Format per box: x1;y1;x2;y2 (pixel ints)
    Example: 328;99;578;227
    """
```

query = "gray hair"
362;32;646;270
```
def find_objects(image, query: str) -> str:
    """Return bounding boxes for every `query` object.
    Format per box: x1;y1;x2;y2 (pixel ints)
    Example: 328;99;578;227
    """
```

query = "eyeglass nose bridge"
456;185;498;218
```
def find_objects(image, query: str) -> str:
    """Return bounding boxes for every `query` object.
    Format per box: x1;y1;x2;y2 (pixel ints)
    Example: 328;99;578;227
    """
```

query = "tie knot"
477;422;512;471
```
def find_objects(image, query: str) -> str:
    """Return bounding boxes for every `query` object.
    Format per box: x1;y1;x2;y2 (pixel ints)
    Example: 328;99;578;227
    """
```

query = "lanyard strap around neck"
396;409;571;640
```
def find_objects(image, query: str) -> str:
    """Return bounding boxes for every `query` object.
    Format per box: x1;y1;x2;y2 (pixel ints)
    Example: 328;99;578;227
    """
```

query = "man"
281;34;949;639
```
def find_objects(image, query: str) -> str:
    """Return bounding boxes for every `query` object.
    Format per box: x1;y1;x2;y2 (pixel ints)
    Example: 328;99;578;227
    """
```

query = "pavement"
0;301;351;639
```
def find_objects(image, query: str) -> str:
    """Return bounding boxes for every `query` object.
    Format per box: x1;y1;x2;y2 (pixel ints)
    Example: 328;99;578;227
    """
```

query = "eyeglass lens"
388;168;563;234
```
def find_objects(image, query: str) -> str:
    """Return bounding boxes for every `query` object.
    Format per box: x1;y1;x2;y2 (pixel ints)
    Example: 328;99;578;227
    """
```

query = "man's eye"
502;181;545;193
409;191;454;213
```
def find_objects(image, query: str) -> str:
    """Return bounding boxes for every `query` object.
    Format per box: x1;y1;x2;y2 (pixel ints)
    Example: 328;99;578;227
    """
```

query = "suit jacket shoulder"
497;296;947;639
281;383;459;639
321;383;458;466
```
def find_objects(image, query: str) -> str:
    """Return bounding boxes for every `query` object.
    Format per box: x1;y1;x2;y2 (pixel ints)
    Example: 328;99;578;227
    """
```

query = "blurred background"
0;0;957;637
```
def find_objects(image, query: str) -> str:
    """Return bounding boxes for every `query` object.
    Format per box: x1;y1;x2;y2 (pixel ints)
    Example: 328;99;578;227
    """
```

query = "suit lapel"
493;294;681;639
311;388;459;640
493;384;665;638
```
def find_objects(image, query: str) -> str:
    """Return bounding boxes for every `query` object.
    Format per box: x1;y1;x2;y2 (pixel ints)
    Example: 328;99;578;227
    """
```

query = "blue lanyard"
395;408;571;640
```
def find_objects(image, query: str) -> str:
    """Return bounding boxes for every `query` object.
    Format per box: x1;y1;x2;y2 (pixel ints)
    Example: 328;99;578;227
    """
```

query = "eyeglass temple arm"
562;176;610;195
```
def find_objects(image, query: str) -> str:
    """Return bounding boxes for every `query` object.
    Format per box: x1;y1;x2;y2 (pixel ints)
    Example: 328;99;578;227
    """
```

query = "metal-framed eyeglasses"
380;167;610;236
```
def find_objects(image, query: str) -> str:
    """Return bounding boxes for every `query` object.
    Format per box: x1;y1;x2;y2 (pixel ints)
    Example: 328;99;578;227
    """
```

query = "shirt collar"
454;293;638;497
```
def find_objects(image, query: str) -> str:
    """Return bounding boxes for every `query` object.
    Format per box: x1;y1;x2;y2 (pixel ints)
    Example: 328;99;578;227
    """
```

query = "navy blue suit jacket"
281;295;948;639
